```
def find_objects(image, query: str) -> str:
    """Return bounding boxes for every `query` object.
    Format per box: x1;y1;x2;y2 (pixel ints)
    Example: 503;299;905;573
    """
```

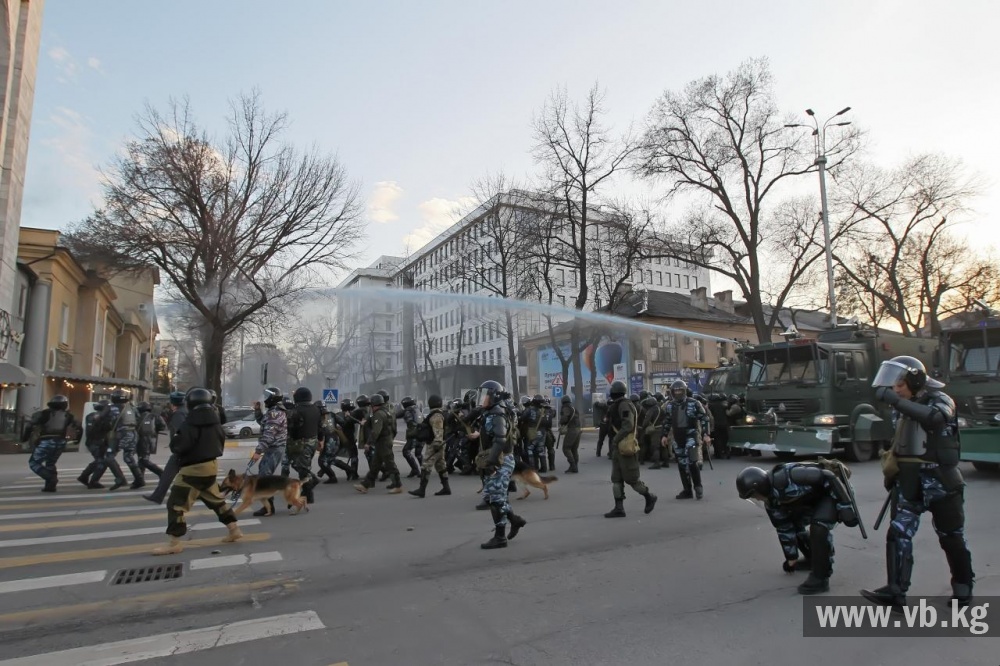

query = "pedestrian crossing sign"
323;389;339;404
551;373;564;387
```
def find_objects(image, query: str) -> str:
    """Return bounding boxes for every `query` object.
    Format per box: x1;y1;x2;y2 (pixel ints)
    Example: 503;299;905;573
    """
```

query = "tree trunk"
202;325;226;395
505;311;519;400
570;325;585;406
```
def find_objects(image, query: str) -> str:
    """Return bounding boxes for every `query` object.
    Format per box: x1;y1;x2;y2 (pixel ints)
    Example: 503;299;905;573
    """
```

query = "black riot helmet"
263;387;283;408
376;389;390;402
110;389;130;405
370;393;385;407
428;394;443;409
314;400;327;414
561;395;572;404
737;466;771;503
640;395;657;408
463;389;478;406
137;401;152;413
629;394;640;403
670;380;687;401
341;398;355;411
282;399;294;410
609;380;627;399
639;390;650;401
355;394;370;408
186;387;213;409
729;394;741;404
654;392;665;403
872;355;942;393
531;393;544;406
401;396;416;408
208;389;218;405
293;387;313;403
520;395;531;407
478;380;505;408
47;395;69;410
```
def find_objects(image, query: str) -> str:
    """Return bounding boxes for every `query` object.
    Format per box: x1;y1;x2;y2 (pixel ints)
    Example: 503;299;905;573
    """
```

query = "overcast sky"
23;0;1000;291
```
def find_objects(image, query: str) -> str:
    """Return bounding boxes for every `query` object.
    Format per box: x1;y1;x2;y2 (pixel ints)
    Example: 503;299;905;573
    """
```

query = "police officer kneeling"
737;463;858;594
861;356;974;609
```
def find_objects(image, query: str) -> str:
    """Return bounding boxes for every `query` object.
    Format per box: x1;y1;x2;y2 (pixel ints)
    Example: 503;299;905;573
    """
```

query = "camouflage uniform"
661;397;710;499
355;404;402;492
254;404;287;477
26;407;80;491
91;403;132;490
559;401;581;473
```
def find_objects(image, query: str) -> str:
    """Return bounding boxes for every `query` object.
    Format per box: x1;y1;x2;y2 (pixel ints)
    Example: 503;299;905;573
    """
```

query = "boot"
144;461;163;477
643;491;658;515
539;457;548;473
695;486;704;500
676;467;693;499
323;465;339;484
532;454;541;471
799;525;831;594
676;488;693;499
141;493;160;504
604;498;626;518
109;479;128;491
690;464;703;493
302;477;317;504
409;471;430;498
128;465;144;489
481;525;508;549
387;473;403;494
942;535;975;606
41;479;57;493
547;451;556;471
861;540;909;611
152;536;183;556
481;506;508;549
798;574;830;595
77;466;95;487
434;475;452;496
507;512;527;540
221;522;243;543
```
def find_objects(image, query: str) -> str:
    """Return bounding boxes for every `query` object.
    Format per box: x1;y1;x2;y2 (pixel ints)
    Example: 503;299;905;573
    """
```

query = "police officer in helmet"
861;356;974;609
604;380;657;518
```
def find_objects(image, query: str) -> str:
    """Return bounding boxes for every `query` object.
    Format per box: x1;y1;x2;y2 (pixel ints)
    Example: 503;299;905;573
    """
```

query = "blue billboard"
537;336;631;402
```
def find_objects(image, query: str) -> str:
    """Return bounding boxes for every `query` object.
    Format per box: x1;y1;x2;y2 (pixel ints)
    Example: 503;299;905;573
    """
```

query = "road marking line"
0;532;270;570
0;570;107;595
0;510;214;533
0;505;160;522
0;498;146;511
0;519;261;549
0;490;148;502
0;577;299;631
189;550;283;570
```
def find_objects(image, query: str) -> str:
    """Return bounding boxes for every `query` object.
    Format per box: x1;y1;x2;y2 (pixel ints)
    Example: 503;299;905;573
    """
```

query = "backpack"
414;409;442;443
139;412;157;439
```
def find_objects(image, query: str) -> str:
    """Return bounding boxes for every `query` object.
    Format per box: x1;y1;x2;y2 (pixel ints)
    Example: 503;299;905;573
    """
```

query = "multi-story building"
335;256;403;398
333;193;708;399
13;228;157;433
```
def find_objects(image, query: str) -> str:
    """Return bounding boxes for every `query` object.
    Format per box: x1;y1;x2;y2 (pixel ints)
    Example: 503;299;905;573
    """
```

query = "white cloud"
41;106;102;194
367;181;404;223
401;196;477;250
48;46;79;83
86;56;105;74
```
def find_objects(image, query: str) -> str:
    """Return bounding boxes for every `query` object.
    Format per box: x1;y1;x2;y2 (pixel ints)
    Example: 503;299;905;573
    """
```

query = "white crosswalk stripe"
0;611;325;665
0;570;107;594
0;519;262;548
0;505;160;521
0;491;147;502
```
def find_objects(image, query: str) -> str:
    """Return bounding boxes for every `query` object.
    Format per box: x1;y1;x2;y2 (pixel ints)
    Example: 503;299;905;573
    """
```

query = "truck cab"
940;316;1000;471
729;327;936;462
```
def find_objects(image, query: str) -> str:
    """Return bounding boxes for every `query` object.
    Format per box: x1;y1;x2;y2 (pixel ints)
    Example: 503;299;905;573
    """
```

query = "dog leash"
226;456;257;506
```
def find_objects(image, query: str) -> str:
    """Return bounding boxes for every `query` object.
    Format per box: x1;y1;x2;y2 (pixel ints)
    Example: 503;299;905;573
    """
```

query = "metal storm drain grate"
111;563;184;585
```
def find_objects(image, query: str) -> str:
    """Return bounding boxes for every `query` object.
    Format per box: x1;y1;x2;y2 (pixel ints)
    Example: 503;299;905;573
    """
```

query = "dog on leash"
512;459;557;500
220;469;309;516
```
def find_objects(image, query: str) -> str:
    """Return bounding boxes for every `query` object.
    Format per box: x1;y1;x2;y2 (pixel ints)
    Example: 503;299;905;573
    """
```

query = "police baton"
873;488;894;531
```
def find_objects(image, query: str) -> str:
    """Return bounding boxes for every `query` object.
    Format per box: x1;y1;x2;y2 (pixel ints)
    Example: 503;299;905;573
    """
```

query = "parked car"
223;413;260;439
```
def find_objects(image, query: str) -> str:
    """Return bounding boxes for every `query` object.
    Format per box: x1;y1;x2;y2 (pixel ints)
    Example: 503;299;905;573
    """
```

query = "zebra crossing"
0;466;331;664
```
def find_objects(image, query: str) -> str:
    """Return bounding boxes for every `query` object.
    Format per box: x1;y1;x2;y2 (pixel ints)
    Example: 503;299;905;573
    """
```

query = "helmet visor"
872;361;910;388
744;497;767;512
477;388;493;407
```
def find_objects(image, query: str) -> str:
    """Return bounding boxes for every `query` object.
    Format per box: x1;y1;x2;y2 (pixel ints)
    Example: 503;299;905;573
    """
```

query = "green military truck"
939;315;1000;471
702;360;747;399
728;326;937;462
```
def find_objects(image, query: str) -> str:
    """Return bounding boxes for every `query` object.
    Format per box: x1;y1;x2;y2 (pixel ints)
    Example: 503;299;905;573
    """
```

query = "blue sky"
24;0;1000;279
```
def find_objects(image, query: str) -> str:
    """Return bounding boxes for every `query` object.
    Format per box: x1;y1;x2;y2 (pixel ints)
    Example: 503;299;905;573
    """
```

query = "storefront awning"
43;370;150;390
0;362;39;386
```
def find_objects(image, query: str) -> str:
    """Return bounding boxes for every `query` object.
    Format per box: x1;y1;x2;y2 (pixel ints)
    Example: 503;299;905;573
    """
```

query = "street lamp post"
786;107;852;327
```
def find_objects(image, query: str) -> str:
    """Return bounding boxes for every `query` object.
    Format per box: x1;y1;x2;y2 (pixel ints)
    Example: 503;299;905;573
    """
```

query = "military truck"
939;315;1000;471
729;326;937;462
702;360;747;399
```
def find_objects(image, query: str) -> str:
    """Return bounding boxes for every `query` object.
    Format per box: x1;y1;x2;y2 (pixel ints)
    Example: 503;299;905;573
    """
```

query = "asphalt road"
0;434;997;665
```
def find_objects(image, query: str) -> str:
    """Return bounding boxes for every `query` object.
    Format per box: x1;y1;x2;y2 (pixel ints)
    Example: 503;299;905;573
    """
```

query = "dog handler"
153;388;242;555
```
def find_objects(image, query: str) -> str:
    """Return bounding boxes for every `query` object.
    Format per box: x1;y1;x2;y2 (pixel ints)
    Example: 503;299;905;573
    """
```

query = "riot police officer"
559;395;582;473
660;381;711;500
473;380;527;549
604;380;658;518
25;395;81;492
861;356;975;609
136;401;166;481
78;400;109;488
251;387;287;516
737;463;859;594
400;396;423;478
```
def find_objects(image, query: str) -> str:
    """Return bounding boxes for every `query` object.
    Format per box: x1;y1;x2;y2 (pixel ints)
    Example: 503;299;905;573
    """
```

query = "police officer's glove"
782;560;797;574
884;475;896;491
875;387;900;406
837;503;858;527
697;461;703;470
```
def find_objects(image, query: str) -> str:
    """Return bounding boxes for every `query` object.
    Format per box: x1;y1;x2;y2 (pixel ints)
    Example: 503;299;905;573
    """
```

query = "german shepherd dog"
220;469;309;516
475;459;558;500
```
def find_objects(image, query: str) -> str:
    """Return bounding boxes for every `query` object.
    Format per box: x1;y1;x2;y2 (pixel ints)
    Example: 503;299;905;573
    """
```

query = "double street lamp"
786;107;852;327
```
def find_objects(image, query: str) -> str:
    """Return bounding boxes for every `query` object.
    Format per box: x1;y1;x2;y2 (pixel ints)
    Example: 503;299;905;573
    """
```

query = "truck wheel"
845;439;873;463
971;461;1000;472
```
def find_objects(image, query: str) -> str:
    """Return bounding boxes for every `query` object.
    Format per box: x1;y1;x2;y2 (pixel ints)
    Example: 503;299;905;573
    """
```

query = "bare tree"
635;58;861;342
833;154;983;336
285;311;354;386
63;92;365;393
531;83;639;403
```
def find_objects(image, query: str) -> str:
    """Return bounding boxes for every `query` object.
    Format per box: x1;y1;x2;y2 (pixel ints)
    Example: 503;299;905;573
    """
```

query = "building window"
497;347;502;362
685;275;690;289
475;352;481;364
489;349;495;364
657;272;663;286
717;341;727;361
17;285;27;318
385;320;391;332
692;276;698;289
675;273;681;286
650;333;677;362
558;295;566;306
665;273;672;287
645;270;652;283
59;304;70;345
694;338;704;362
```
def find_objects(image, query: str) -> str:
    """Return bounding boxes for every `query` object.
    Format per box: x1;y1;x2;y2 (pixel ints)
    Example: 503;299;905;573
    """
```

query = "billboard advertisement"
537;336;631;408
